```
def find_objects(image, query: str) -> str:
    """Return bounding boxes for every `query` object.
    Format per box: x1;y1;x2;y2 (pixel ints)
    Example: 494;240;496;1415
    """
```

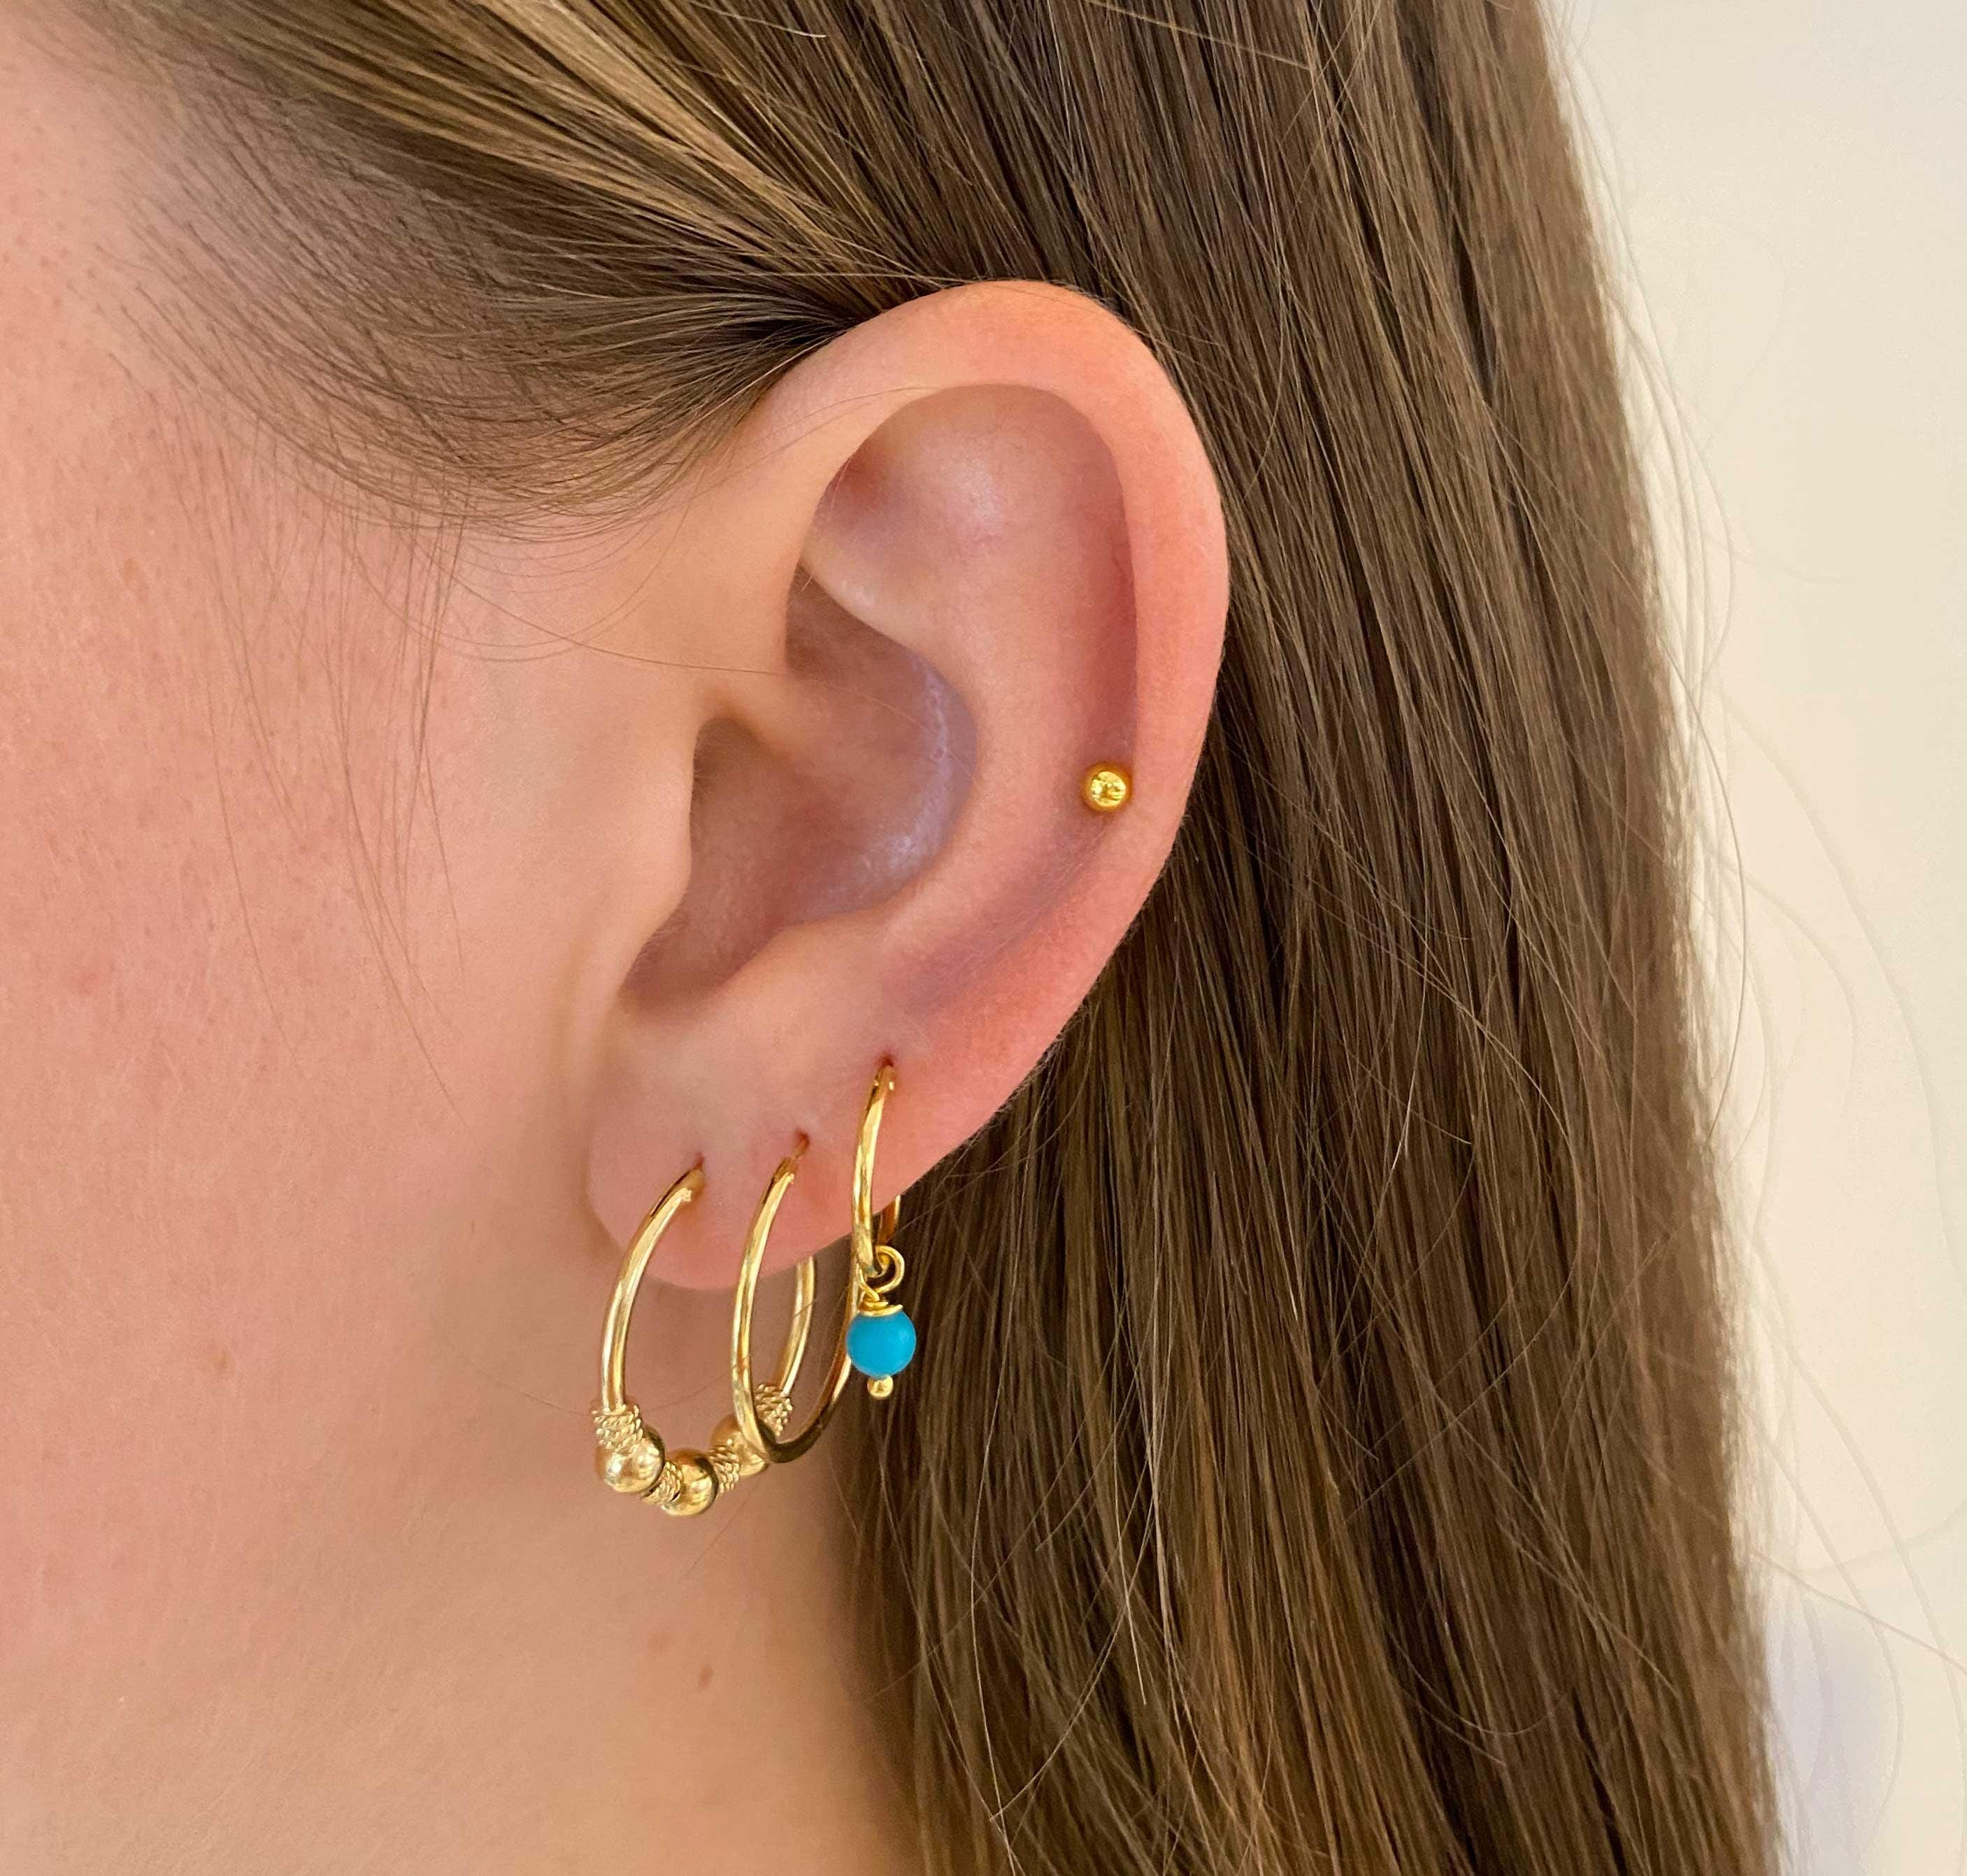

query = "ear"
576;282;1226;1282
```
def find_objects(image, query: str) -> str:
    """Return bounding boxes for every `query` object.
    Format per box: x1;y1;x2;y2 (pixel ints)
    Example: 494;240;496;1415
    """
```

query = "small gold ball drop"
596;1436;662;1496
1081;763;1132;813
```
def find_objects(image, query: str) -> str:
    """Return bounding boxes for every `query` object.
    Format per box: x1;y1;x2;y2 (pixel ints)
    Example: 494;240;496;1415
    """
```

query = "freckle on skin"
696;1663;713;1692
208;1347;234;1380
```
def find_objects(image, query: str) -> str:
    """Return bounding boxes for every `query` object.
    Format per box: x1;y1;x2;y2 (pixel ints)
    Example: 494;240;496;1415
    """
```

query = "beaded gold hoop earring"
592;1163;817;1516
731;1064;913;1463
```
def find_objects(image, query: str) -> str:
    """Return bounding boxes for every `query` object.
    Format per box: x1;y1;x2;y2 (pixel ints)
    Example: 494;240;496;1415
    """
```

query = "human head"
1;5;1770;1870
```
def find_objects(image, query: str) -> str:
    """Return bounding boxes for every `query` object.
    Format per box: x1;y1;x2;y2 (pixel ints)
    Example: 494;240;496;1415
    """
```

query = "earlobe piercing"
595;1064;917;1516
1081;762;1133;812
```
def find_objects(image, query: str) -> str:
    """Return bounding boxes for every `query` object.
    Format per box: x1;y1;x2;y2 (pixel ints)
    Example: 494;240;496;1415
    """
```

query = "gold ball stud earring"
1082;763;1132;812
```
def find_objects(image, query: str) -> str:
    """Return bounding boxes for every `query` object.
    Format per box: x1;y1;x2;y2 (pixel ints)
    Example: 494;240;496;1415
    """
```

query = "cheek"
0;375;438;1607
0;296;550;1762
0;266;698;1775
0;410;619;1817
0;36;413;1298
0;31;464;1252
0;34;706;1810
0;269;424;1236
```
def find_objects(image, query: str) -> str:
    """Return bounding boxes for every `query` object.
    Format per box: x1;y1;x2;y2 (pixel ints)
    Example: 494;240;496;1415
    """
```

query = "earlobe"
578;282;1227;1281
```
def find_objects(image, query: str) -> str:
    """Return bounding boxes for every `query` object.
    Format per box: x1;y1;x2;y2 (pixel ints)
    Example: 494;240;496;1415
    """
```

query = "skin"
0;20;1226;1874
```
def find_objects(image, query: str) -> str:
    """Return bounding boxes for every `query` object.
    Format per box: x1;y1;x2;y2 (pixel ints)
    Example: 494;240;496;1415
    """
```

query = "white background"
1569;5;1967;1870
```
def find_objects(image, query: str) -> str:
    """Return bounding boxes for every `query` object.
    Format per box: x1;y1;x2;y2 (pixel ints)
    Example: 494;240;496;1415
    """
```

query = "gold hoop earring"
731;1064;912;1463
592;1163;817;1516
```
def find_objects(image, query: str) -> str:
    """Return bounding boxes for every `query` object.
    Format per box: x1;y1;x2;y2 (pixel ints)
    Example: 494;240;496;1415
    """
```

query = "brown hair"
92;1;1773;1869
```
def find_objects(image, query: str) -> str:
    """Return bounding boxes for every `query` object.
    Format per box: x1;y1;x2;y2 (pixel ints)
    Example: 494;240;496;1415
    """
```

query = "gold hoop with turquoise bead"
730;1064;910;1461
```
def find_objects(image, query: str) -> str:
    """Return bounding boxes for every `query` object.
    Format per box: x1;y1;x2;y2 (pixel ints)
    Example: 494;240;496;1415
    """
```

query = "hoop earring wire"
731;1064;903;1463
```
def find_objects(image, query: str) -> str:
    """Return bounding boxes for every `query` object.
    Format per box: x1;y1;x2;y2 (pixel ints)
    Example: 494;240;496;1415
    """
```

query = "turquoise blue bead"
846;1308;917;1378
